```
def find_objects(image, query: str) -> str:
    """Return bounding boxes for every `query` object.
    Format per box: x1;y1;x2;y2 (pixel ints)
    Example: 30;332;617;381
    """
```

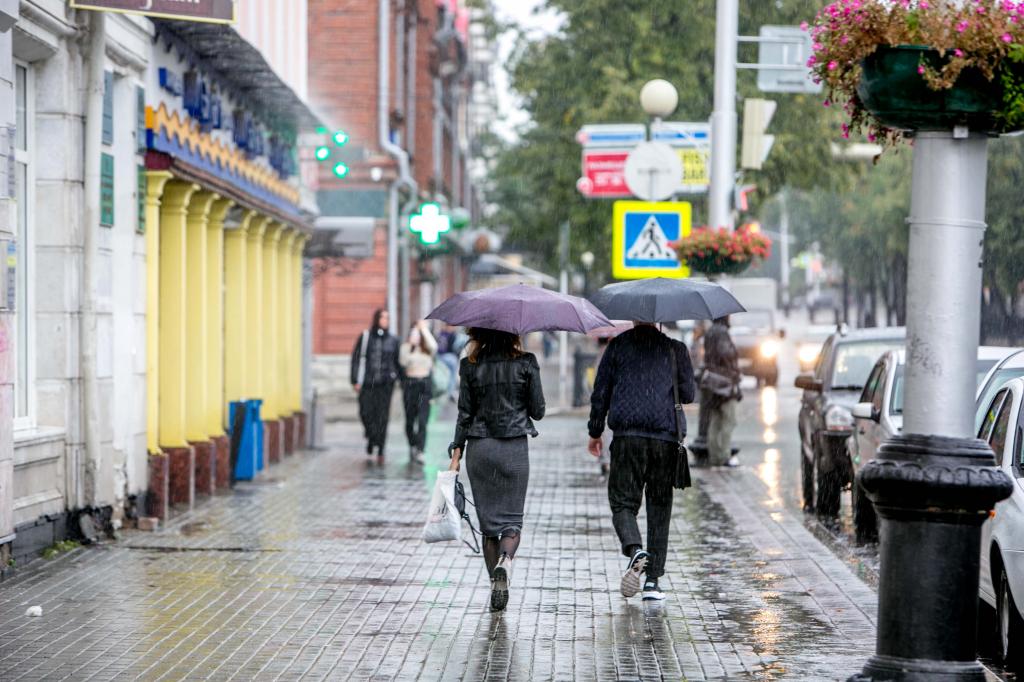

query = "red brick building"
307;0;489;358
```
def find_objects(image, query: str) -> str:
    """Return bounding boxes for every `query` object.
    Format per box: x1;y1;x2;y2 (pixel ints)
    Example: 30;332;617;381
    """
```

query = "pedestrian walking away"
351;308;400;458
448;328;545;612
587;323;695;601
701;316;742;467
400;320;437;464
435;324;467;402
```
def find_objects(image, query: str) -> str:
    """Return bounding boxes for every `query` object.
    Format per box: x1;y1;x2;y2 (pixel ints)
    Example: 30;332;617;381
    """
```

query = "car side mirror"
852;402;878;422
795;374;823;392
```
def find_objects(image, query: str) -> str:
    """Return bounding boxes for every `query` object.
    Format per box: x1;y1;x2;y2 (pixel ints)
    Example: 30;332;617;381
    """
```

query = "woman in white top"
399;320;438;464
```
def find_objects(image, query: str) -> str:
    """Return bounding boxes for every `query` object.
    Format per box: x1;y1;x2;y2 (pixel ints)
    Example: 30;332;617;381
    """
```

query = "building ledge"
14;426;66;449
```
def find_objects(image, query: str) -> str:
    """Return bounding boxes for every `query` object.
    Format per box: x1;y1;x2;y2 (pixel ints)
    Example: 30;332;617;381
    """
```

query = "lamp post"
580;251;595;298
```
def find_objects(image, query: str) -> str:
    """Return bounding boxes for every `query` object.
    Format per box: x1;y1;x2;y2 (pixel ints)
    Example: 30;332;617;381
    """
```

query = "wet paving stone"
0;412;877;680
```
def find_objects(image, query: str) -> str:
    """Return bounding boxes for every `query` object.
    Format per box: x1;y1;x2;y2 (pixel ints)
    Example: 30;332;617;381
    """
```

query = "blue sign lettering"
159;68;182;96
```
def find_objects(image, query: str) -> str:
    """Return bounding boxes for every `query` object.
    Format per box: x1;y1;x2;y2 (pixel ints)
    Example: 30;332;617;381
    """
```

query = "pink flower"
1004;33;1014;42
800;21;809;31
920;0;929;7
918;65;925;74
840;34;849;44
954;48;964;57
823;99;831;107
957;20;969;32
828;60;838;70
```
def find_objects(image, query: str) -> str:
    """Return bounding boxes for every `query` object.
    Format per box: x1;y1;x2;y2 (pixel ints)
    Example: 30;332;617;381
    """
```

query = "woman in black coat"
351;309;400;457
448;328;545;611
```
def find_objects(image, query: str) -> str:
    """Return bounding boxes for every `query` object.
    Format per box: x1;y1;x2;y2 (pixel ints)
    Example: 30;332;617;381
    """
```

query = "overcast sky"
491;1;563;140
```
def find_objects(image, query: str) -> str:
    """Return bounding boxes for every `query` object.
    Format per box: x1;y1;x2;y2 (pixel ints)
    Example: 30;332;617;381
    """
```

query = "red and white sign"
578;149;631;198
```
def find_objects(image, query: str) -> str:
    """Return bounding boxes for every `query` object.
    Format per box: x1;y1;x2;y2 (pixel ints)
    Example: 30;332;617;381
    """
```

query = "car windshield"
830;340;902;390
975;367;1024;433
893;358;1004;415
731;311;773;332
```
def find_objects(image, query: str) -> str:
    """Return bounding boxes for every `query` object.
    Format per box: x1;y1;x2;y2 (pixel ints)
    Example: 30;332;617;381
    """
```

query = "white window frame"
14;60;36;431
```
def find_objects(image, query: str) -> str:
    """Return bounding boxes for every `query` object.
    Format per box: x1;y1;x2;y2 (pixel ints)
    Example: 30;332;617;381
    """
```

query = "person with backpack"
351;309;400;458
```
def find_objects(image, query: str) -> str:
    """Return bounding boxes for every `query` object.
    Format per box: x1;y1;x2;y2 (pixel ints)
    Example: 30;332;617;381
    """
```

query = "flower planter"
684;257;753;277
857;46;1005;133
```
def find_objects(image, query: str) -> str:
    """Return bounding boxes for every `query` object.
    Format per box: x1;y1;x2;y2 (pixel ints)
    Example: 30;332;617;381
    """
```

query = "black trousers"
402;377;432;450
358;382;395;448
608;436;676;579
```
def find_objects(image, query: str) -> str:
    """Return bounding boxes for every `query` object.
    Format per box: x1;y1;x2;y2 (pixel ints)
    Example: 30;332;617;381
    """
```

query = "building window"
14;63;33;427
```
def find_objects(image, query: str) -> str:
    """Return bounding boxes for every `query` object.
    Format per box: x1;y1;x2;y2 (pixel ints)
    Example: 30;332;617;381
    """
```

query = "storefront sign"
70;0;236;24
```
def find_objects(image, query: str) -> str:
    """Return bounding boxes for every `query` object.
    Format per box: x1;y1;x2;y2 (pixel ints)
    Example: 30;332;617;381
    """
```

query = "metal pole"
400;234;411;338
779;190;790;314
852;131;1012;681
709;0;738;231
387;186;399;328
558;221;570;409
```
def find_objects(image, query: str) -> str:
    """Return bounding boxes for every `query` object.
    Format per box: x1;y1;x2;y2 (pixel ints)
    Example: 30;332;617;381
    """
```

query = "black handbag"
669;348;693;490
453;475;481;553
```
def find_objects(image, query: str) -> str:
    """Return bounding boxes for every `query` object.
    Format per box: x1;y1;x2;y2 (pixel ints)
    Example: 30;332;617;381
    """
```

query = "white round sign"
624;141;682;201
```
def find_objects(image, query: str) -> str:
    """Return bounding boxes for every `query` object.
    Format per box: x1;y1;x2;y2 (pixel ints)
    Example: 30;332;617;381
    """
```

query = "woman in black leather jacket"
448;328;545;611
351;309;401;457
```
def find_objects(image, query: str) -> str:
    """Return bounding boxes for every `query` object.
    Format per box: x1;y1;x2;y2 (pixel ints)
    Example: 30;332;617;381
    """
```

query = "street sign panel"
624;142;683;201
652;122;710;194
578;149;631;198
70;0;236;23
757;26;821;94
612;200;691;279
576;124;646;149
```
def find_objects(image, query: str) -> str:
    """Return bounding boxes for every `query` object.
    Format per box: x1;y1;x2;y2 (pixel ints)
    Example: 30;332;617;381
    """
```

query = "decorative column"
262;223;284;463
184;191;217;502
156;180;198;518
292;236;308;448
223;209;254;483
144;170;172;456
246;216;269;468
280;230;298;454
205;198;233;492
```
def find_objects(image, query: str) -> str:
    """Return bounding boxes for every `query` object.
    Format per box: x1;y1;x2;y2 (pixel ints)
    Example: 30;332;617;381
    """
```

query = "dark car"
729;309;783;387
795;326;905;517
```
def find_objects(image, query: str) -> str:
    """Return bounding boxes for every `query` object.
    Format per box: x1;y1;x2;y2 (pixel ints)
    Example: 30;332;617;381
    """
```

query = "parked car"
846;346;1017;543
976;378;1024;669
807;289;841;324
795;326;905;517
730;309;784;387
797;324;838;373
976;349;1024;435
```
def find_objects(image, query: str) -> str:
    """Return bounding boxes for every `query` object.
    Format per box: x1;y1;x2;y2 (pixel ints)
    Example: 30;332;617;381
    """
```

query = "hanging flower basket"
673;228;772;277
806;0;1024;147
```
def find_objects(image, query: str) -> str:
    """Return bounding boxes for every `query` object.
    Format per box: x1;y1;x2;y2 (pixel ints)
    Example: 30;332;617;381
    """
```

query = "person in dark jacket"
351;309;400;458
587;323;695;601
448;328;545;612
702;316;742;467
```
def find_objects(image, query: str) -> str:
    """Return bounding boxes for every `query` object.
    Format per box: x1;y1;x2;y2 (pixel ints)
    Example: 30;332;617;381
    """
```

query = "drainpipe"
81;10;105;508
433;9;457;199
406;3;417;162
379;0;417;334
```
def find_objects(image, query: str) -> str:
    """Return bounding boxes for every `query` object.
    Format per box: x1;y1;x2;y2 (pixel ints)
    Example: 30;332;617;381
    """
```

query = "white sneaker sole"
642;590;666;601
620;556;647;598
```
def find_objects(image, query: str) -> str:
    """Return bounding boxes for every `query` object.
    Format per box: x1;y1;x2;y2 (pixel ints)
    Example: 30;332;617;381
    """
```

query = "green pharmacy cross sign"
409;203;451;245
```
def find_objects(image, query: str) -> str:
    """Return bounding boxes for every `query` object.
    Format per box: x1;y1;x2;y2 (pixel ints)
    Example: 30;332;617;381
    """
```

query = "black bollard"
850;434;1012;682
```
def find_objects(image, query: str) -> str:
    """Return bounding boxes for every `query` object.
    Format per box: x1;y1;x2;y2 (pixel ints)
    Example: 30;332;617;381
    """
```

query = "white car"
848;346;1017;543
977;377;1024;668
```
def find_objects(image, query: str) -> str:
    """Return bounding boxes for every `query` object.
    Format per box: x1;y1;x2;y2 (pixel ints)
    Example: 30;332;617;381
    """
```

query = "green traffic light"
333;130;349;146
332;162;349;178
315;146;331;161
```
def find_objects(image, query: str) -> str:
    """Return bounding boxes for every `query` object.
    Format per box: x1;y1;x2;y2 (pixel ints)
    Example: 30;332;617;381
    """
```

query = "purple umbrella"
427;284;612;335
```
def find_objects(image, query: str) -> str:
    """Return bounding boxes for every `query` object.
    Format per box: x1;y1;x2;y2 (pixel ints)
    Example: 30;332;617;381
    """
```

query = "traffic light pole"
708;0;738;231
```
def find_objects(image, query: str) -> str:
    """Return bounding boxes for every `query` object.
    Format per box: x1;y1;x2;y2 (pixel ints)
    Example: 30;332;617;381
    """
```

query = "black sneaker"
621;549;649;598
491;554;511;611
366;442;374;455
642;579;666;601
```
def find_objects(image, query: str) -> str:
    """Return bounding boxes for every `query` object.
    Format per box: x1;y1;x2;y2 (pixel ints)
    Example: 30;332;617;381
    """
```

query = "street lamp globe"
580;251;595;269
640;79;678;118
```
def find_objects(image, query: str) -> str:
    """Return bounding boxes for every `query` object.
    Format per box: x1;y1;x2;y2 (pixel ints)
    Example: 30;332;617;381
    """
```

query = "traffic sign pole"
709;0;738;231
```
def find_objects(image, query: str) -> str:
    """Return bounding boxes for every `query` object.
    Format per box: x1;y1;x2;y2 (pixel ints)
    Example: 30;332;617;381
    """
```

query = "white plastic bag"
422;470;462;544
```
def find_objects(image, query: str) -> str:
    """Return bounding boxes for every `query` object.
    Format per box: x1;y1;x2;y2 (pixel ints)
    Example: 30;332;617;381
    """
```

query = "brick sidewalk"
0;412;876;681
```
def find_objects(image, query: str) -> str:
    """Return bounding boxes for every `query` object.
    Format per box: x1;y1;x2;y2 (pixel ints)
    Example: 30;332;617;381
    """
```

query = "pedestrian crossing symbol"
612;200;691;279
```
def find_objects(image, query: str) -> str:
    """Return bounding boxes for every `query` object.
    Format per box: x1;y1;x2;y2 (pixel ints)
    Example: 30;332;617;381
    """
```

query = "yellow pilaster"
144;171;172;454
246;217;270;405
292;236;307;412
206;198;233;436
224;210;255;407
158;181;199;449
262;223;284;420
280;231;298;417
185;191;217;442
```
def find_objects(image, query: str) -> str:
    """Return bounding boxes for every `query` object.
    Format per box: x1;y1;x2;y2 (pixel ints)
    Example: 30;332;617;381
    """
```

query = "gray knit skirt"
465;436;529;537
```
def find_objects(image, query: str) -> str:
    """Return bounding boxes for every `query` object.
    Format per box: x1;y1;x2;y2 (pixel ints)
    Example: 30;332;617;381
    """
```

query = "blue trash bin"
230;400;257;481
248;399;264;471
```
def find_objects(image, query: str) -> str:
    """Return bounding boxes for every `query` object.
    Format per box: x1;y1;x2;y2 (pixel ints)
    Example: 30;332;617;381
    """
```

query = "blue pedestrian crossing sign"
612;201;691;279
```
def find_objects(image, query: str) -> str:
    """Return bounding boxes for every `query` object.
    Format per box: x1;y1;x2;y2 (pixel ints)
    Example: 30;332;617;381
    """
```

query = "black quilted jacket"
587;326;696;443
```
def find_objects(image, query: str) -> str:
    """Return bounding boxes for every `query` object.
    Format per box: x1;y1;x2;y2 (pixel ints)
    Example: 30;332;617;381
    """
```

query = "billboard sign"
70;0;236;24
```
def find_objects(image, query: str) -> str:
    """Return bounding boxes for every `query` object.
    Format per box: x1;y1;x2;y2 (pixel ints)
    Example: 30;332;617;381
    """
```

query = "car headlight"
825;405;854;431
759;339;780;359
798;344;820;365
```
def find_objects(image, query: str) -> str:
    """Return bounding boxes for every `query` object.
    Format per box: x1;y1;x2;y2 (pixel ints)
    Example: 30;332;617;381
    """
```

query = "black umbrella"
590;277;746;323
